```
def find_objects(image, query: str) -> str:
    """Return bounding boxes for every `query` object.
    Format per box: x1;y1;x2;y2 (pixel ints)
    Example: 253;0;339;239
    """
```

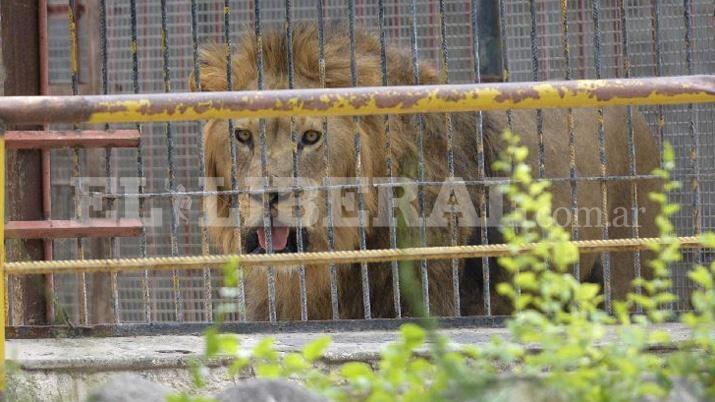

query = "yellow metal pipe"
0;75;712;125
2;236;705;276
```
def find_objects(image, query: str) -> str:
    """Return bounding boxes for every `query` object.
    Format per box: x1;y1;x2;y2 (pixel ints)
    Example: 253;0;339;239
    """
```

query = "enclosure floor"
4;323;699;401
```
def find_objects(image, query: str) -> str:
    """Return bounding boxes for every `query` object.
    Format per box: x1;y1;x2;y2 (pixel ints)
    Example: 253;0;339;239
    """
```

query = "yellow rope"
2;236;704;276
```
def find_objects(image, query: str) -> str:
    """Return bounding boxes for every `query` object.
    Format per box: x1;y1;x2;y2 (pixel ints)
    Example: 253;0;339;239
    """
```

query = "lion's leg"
244;269;269;321
426;260;458;317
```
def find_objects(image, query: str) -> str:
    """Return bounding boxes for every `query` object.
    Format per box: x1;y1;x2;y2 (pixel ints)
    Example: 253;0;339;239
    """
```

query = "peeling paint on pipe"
0;76;712;125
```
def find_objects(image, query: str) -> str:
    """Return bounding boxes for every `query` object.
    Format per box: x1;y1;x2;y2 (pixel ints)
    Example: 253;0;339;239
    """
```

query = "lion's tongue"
257;226;290;251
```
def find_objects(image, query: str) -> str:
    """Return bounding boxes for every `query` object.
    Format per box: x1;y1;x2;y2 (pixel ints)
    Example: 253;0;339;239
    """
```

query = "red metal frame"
5;0;144;323
6;130;140;149
5;219;143;240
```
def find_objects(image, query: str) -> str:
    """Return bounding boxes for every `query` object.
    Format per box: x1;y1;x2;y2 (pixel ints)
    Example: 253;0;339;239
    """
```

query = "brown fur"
191;24;659;320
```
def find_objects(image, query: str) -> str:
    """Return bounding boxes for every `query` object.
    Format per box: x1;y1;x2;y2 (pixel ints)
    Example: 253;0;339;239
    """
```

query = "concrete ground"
3;323;698;401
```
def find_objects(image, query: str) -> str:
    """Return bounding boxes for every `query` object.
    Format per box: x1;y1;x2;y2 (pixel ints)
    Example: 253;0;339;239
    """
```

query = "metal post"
0;0;48;326
0;121;6;393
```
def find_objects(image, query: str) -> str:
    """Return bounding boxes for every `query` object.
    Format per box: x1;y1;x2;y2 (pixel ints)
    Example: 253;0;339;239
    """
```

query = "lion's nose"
269;192;280;207
251;191;291;207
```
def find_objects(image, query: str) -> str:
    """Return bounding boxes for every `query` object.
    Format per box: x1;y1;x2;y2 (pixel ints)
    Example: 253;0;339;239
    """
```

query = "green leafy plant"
172;134;715;402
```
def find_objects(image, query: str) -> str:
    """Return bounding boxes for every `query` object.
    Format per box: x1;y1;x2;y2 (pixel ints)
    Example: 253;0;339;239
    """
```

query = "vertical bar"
3;0;50;326
528;0;545;178
409;0;430;315
317;0;340;320
0;124;6;392
251;0;278;323
41;150;53;321
129;0;150;323
497;0;518;298
618;0;642;312
284;0;308;321
497;0;513;129
437;0;460;316
377;0;401;318
560;0;580;279
683;0;701;266
68;0;80;94
159;0;183;323
191;0;213;323
592;0;612;313
651;0;673;309
470;0;491;316
38;0;56;323
223;0;246;322
651;0;665;152
68;0;89;325
98;0;120;324
347;0;372;320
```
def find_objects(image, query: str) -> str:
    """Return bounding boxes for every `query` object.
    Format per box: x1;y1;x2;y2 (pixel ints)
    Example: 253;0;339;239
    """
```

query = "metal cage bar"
347;0;372;320
190;0;214;324
0;126;6;391
438;0;461;316
409;0;431;316
159;0;183;323
223;0;248;323
284;0;309;323
128;0;151;324
378;0;402;318
592;0;612;314
68;0;90;326
560;0;580;280
316;0;341;321
0;76;712;125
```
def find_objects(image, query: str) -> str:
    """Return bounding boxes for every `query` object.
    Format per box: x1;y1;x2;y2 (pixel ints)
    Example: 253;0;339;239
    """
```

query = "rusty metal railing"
0;76;713;125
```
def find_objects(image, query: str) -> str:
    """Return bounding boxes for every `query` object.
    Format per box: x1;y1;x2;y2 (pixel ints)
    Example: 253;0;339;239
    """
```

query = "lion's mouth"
247;226;308;254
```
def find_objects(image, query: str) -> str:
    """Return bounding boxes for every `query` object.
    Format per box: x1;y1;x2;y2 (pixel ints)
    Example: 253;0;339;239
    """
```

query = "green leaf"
701;232;715;248
614;301;631;324
340;361;374;380
253;338;278;361
303;336;331;362
256;363;282;378
662;142;675;163
688;266;713;289
228;357;249;377
219;334;239;355
515;272;538;291
205;327;219;357
552;242;579;268
400;324;425;350
575;283;600;302
515;294;533;310
283;352;309;373
496;283;515;298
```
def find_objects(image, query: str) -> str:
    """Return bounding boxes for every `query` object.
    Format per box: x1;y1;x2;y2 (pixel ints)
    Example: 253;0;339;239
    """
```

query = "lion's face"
193;26;392;259
204;113;372;255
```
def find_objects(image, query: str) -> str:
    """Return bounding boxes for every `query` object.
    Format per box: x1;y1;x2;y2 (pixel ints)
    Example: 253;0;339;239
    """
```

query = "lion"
190;23;660;320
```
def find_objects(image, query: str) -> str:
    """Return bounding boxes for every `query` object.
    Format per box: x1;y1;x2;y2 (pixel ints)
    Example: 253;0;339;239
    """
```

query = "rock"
84;374;174;402
215;379;327;402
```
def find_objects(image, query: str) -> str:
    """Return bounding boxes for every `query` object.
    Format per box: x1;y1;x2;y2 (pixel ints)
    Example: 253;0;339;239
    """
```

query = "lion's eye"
234;128;252;144
301;130;322;146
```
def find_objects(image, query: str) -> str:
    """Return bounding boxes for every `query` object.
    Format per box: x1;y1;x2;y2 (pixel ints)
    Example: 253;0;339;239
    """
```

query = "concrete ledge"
3;323;698;401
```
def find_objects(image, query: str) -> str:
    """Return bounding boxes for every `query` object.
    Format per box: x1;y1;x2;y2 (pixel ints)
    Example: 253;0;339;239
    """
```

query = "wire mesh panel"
500;0;715;309
23;0;714;325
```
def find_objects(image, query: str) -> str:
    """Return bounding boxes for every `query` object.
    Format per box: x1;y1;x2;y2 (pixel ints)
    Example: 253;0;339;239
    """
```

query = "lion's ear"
189;43;231;92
